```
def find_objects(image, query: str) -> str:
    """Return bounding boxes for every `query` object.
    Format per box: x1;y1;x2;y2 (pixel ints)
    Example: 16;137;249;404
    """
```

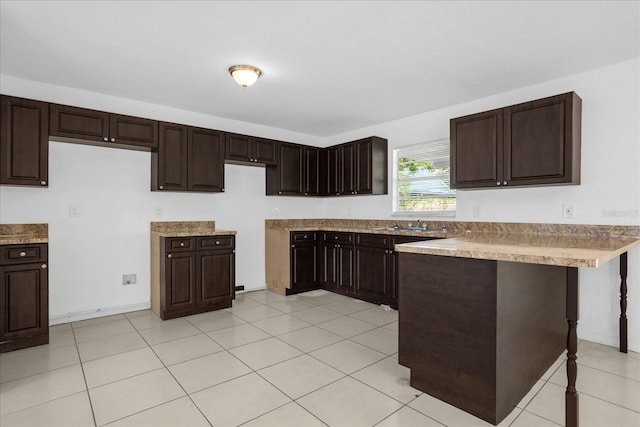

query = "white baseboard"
49;302;151;325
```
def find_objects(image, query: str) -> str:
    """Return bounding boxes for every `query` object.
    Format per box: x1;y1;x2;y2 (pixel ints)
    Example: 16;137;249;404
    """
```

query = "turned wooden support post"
566;267;579;427
620;252;628;353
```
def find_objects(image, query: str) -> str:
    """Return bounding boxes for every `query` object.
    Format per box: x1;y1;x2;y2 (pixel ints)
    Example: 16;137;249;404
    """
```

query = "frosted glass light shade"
229;65;262;87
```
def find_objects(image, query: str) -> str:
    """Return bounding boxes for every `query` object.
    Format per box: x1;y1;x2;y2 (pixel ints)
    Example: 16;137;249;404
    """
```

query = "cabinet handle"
111;137;115;142
179;242;185;247
19;251;27;257
167;254;172;258
40;180;47;186
497;182;501;186
41;264;47;269
103;137;108;142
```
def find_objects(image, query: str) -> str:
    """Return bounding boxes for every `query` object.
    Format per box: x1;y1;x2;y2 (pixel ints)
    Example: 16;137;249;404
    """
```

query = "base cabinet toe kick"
398;250;634;427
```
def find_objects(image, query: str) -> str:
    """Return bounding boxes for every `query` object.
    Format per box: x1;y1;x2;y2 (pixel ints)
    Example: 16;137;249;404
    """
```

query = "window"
393;139;456;215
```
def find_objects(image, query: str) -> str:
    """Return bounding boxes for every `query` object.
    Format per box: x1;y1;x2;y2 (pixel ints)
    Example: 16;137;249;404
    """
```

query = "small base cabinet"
152;235;235;320
0;243;49;353
287;231;320;295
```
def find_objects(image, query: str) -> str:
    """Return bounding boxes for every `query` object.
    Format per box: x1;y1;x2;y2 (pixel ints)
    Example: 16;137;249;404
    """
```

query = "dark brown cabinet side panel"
450;109;503;189
0;262;48;352
254;138;277;165
269;143;303;195
152;122;188;191
225;133;251;163
109;114;158;149
49;104;110;143
504;92;581;186
188;128;225;192
0;96;49;187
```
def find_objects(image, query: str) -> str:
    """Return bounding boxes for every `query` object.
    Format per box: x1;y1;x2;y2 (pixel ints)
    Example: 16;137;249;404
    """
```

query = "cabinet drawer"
166;238;195;252
355;233;389;248
0;244;48;265
322;232;354;245
198;236;235;250
291;231;317;244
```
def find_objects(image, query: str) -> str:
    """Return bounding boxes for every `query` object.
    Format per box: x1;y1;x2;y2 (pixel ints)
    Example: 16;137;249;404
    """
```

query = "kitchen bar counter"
395;227;639;427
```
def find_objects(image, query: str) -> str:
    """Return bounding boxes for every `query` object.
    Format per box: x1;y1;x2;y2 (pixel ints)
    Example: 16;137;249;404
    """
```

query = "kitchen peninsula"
395;225;640;427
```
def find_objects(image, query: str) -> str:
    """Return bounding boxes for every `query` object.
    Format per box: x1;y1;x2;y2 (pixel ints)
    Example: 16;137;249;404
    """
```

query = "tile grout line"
70;321;99;427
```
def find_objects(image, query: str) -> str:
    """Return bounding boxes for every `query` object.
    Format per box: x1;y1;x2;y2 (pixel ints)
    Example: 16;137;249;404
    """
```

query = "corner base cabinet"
151;235;235;320
0;243;49;353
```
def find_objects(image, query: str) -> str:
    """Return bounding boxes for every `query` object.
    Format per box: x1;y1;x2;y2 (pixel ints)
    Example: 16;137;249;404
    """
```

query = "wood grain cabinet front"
154;236;235;319
0;243;49;353
152;123;225;193
225;133;277;165
49;103;158;150
0;95;49;187
450;92;581;189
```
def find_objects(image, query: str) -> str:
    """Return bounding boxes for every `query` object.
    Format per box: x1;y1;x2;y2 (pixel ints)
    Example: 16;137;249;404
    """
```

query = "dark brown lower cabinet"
320;232;355;296
288;232;320;295
157;236;234;320
0;244;49;353
354;234;391;304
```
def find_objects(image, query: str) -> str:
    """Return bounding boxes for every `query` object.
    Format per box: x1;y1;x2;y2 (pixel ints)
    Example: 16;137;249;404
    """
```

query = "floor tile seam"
224;334;286;352
303;343;386;376
321;304;378;316
74;327;140;344
0;359;84;387
186;370;258;399
233;312;284;323
347;357;422;406
182;317;249;336
137;329;202;347
85;365;171;392
574;360;640;383
373;403;446;427
234;400;297;427
130;319;189;332
271;330;348;354
515;409;563;426
79;339;154;365
0;342;80;368
70;324;99;427
71;316;128;329
252;363;344;402
532;379;640;414
346;314;397;327
97;396;197;427
0;388;94;420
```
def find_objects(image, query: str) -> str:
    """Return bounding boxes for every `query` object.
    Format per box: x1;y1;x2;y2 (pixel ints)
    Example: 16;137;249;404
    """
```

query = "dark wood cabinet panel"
451;92;581;189
188;127;225;192
225;133;277;165
152;124;225;193
337;245;355;294
267;143;303;195
0;243;48;353
158;235;234;320
354;137;388;195
50;104;158;150
153;122;188;191
339;143;355;195
289;231;320;294
0;96;49;187
304;147;321;196
324;147;340;196
355;245;389;301
198;249;235;307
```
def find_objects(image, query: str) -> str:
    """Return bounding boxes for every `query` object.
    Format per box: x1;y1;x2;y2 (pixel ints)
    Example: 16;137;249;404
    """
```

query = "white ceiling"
1;1;638;137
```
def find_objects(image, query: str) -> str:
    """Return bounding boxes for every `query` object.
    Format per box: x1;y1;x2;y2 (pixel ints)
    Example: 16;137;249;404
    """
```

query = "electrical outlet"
154;207;163;218
562;204;574;219
274;207;279;216
69;205;80;217
122;274;136;285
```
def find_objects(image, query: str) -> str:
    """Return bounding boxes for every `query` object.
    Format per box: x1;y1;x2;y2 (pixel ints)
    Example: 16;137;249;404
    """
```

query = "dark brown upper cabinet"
304;147;321;196
225;133;277;165
152;123;225;193
337;137;388;196
266;142;304;195
0;95;49;187
450;92;581;189
49;104;158;150
323;147;340;196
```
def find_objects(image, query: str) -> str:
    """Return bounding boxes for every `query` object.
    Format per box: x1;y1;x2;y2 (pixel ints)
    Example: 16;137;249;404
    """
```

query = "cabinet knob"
278;191;282;195
159;186;164;190
167;254;172;258
303;235;308;239
304;192;308;196
291;244;295;248
20;251;27;257
337;244;341;248
232;250;235;253
103;137;108;142
40;180;47;186
111;137;115;142
503;181;508;185
215;241;220;245
179;242;185;247
354;191;358;194
41;264;47;269
222;189;225;192
497;182;501;186
334;236;338;240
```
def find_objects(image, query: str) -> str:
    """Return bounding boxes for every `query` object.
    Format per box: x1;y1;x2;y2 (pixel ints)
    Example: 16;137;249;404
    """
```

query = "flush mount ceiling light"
228;65;262;88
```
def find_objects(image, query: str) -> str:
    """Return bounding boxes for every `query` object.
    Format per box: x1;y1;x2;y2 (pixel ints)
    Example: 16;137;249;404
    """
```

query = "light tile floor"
1;289;638;426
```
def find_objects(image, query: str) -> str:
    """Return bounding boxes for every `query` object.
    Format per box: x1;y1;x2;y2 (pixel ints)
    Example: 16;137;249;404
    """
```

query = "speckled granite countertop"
0;224;48;245
266;219;640;268
150;221;236;237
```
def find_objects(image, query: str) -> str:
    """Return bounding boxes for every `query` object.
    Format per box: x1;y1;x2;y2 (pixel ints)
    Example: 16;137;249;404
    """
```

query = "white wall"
1;58;639;351
323;58;640;351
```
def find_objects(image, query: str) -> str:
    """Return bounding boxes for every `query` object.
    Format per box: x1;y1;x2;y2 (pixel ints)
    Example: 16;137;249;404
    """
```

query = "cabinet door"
322;243;338;289
188;127;225;192
153;122;188;191
504;92;580;186
355;139;373;194
291;243;317;289
277;143;304;195
109;114;158;149
0;96;49;187
355;245;390;303
337;245;355;293
450;109;503;189
254;138;277;165
339;143;355;195
304;147;321;196
197;249;234;308
163;252;196;316
49;104;110;143
0;263;48;342
225;133;252;163
324;147;340;196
